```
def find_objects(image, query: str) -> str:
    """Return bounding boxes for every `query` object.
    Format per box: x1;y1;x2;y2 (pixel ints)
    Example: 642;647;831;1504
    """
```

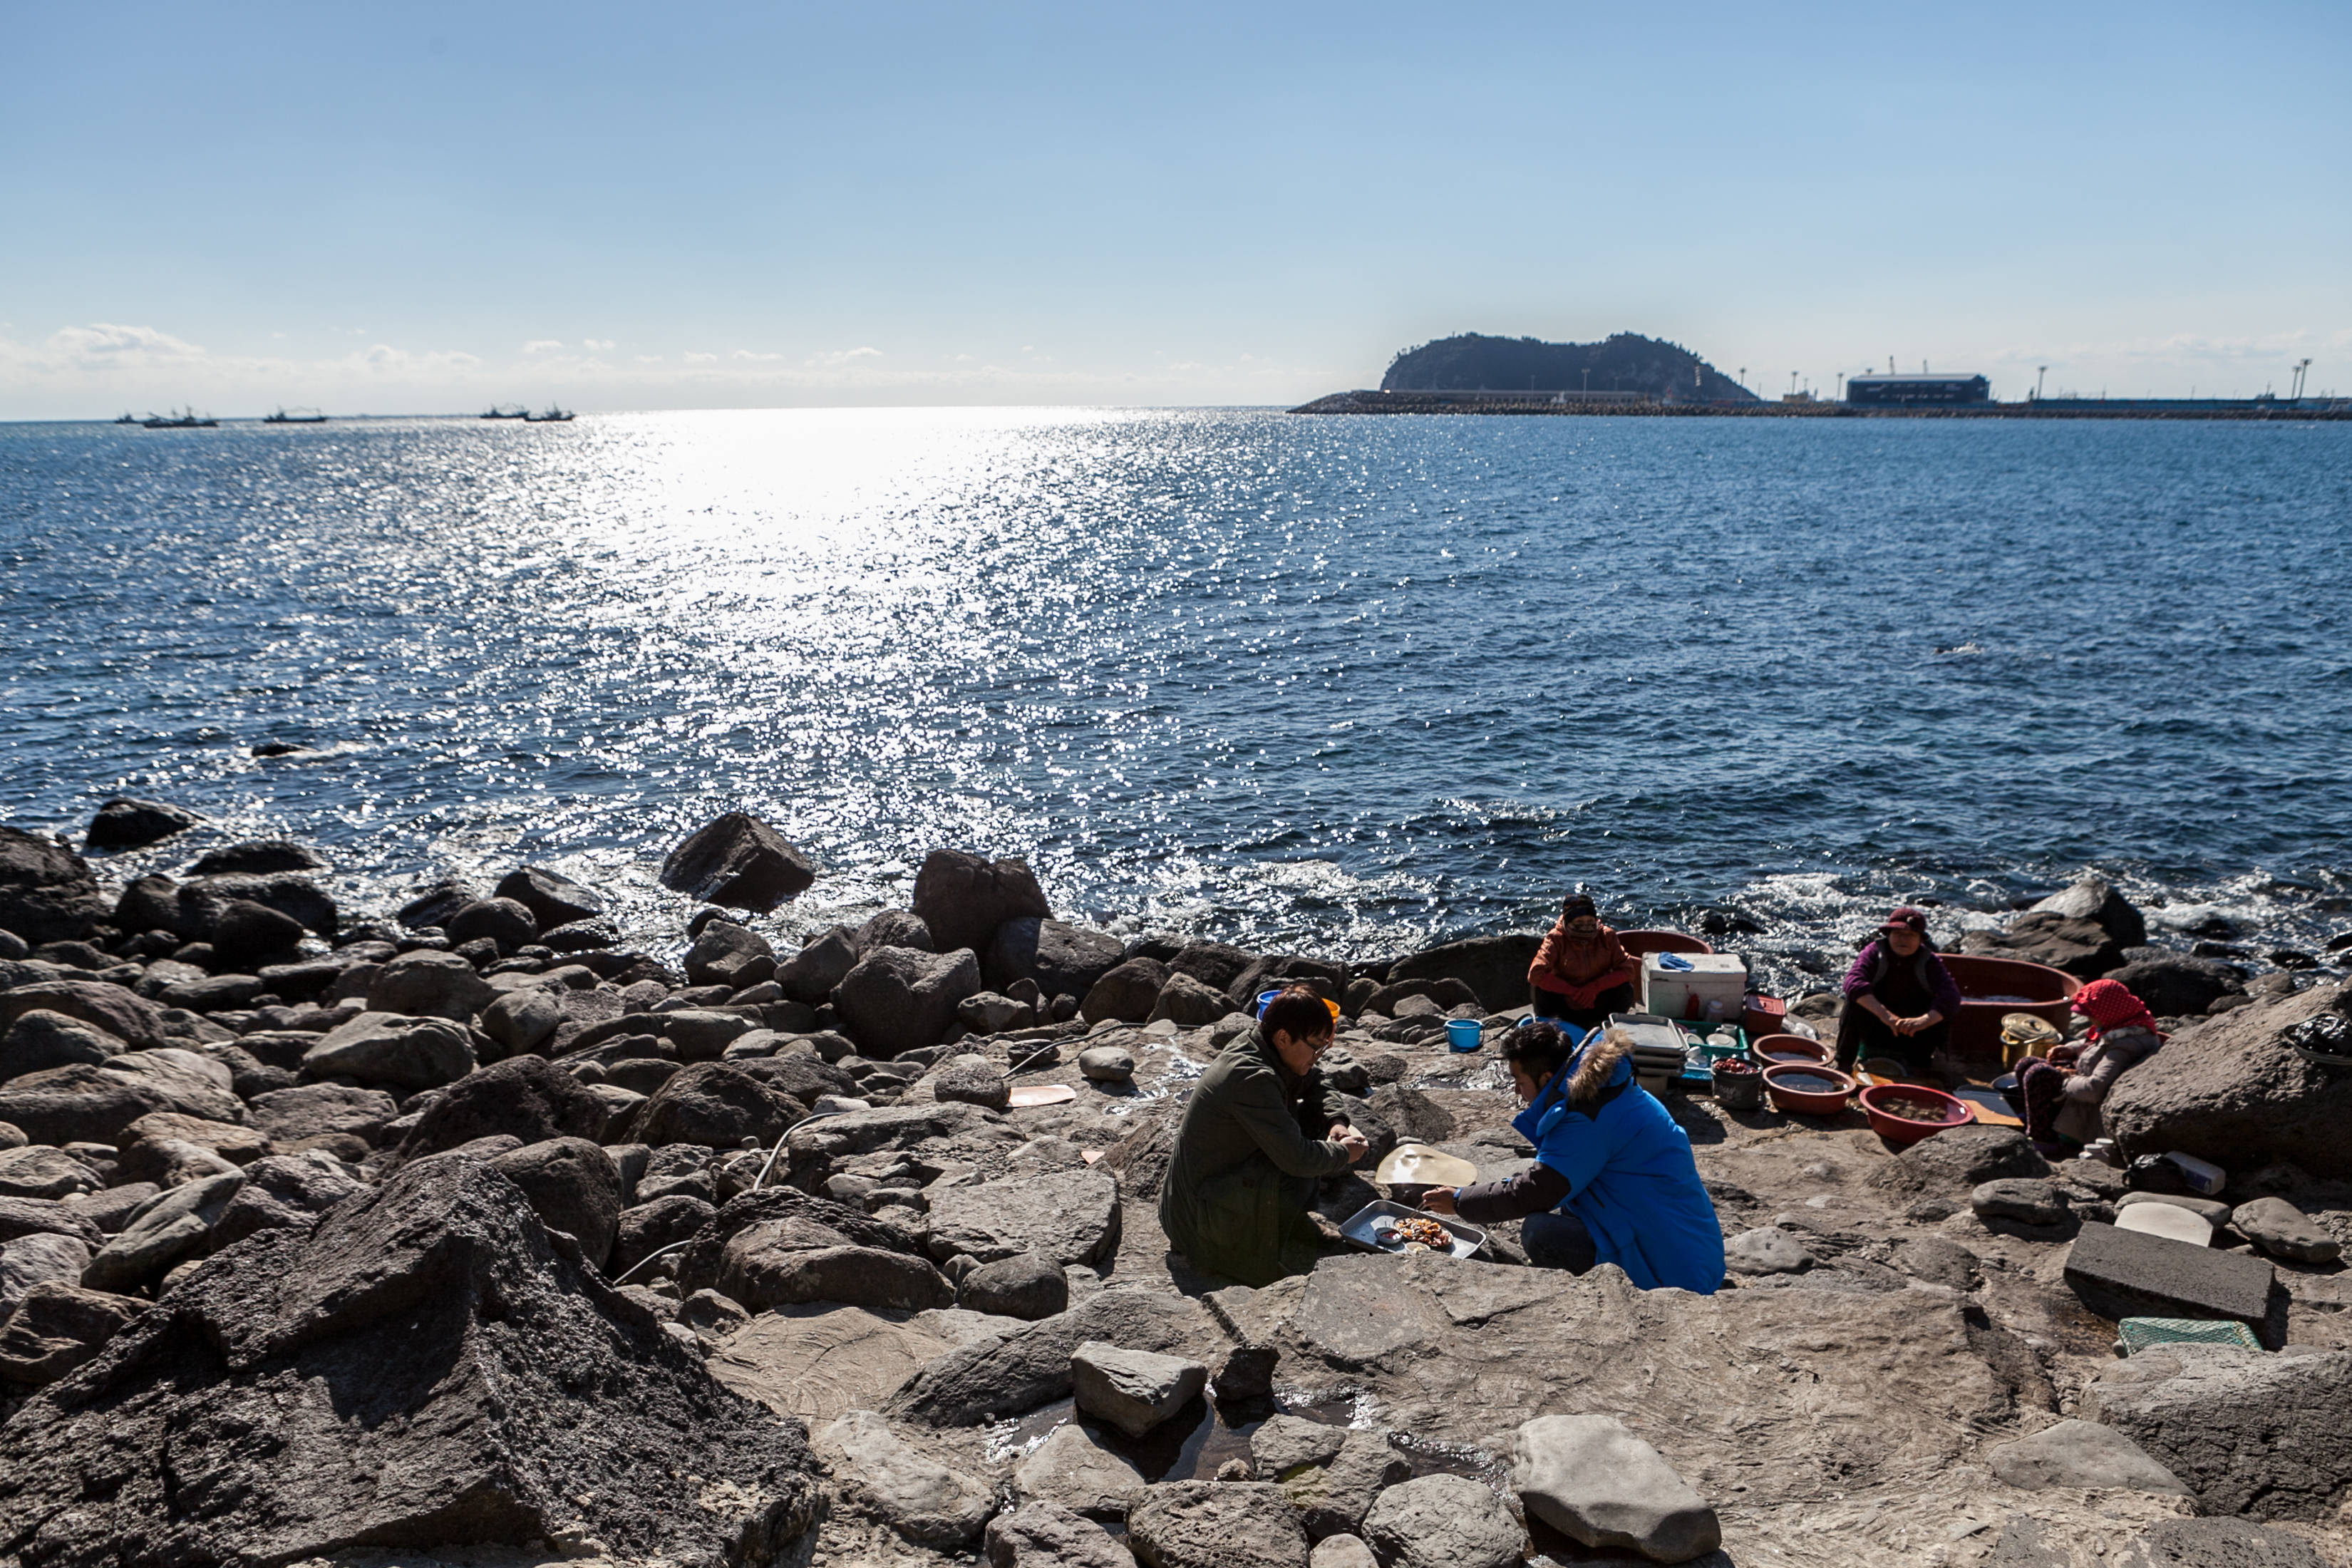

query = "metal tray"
1339;1199;1486;1260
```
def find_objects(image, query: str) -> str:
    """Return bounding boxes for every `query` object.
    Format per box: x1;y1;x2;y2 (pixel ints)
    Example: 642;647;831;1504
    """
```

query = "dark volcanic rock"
1080;956;1167;1026
614;1194;716;1274
1385;933;1543;1016
207;1152;366;1251
0;1009;126;1080
84;797;202;852
0;979;168;1050
491;1136;622;1269
835;944;984;1058
856;909;937;956
986;917;1125;1000
1867;1124;2051;1195
2108;954;2244;1018
210;897;308;969
395;877;479;932
629;1061;805;1147
0;830;110;947
912;848;1053;959
775;926;859;1005
0;1063;175;1147
0;1157;822;1565
0;1280;145;1388
2103;984;2352;1176
1958;912;2127;979
185;840;329;877
2029;874;2149;949
446;896;539;954
495;865;606;929
686;920;778;989
2084;1346;2352;1520
397;1054;611;1160
892;1288;1220;1428
173;872;338;939
660;812;817;912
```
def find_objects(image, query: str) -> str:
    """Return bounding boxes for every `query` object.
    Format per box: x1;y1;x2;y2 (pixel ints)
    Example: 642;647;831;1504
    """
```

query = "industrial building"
1845;372;1991;407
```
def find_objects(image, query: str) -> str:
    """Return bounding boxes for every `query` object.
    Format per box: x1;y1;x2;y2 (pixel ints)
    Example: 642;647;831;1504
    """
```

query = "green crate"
2115;1317;2262;1356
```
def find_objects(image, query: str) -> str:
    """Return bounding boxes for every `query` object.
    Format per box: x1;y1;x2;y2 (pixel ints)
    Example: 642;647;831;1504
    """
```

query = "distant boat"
264;406;328;424
480;405;530;419
141;408;218;428
523;406;575;423
113;412;136;425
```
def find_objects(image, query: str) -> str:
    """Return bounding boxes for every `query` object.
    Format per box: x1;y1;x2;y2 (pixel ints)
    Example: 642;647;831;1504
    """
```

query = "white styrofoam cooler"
1640;953;1748;1021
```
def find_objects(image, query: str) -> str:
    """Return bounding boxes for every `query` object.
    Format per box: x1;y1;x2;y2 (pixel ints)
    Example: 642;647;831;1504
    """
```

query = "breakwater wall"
1291;390;2352;421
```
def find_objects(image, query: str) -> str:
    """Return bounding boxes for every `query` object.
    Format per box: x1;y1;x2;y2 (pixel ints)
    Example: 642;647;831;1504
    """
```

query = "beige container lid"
1374;1142;1480;1188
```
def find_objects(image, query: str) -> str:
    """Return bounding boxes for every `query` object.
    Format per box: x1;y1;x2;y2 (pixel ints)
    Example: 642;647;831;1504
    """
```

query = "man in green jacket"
1160;988;1370;1286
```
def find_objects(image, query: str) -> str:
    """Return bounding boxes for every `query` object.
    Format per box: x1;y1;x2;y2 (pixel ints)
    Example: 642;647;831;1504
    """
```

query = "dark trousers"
1530;981;1635;1030
1835;1006;1949;1080
1522;1209;1599;1273
2017;1056;2072;1148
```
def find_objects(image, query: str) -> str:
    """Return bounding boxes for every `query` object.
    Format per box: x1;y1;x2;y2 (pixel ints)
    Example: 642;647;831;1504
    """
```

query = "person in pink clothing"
1527;894;1639;1028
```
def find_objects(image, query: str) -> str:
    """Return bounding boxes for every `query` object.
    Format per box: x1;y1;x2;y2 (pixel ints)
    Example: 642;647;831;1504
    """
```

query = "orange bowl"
1761;1063;1857;1116
1857;1083;1971;1147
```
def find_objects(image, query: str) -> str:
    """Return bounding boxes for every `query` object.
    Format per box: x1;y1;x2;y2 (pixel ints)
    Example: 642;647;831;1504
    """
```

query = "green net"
2115;1317;2262;1355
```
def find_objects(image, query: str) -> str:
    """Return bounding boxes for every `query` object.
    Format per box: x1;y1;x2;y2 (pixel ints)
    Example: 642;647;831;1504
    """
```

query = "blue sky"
3;1;2346;414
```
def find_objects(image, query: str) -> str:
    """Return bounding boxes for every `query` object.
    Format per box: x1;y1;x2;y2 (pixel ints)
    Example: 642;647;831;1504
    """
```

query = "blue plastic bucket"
1256;989;1283;1017
1445;1018;1483;1053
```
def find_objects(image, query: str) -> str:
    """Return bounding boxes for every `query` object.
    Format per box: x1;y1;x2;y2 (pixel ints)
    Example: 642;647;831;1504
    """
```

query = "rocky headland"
1;799;2350;1567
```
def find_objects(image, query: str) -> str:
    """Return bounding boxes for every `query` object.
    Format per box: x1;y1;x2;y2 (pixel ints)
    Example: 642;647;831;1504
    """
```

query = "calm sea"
3;409;2347;989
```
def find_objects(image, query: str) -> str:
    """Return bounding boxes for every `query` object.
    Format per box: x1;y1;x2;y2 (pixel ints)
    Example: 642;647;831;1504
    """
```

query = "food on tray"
1391;1215;1453;1249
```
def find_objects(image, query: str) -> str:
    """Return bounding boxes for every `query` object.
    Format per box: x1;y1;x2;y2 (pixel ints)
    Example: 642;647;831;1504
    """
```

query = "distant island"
1379;331;1755;403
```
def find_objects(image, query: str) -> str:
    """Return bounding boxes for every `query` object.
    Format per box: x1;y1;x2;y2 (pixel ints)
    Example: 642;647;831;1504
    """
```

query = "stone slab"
2063;1221;2275;1329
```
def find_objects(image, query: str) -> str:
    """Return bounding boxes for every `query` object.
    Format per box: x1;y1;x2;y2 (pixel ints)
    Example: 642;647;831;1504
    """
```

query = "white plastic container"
2162;1152;2227;1196
1640;953;1748;1021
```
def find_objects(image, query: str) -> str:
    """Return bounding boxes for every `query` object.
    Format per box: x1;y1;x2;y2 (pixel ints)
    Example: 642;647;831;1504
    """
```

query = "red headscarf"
2071;978;2162;1041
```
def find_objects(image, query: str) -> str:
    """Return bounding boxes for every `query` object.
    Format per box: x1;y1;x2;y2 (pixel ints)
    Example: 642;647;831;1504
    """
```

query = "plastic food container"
1857;1083;1971;1147
1445;1018;1482;1052
1761;1063;1857;1116
1340;1199;1485;1259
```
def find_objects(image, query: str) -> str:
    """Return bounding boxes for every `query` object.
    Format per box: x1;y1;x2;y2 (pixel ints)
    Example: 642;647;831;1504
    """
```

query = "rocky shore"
2;800;2351;1567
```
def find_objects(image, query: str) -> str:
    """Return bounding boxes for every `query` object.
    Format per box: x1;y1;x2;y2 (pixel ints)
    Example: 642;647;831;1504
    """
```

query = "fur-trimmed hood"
1566;1028;1634;1106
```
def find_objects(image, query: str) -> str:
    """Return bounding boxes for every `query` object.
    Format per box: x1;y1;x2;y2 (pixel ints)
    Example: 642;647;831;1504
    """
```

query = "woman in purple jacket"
1835;907;1964;1083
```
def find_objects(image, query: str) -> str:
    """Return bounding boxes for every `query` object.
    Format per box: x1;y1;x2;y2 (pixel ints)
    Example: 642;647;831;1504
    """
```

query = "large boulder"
1512;1413;1721;1563
911;849;1053;959
1984;1418;2187;1495
855;909;935;956
2082;1346;2352;1520
0;1281;144;1388
660;812;817;912
172;872;337;939
1148;973;1232;1028
445;897;539;954
0;828;108;943
986;918;1124;1000
1957;912;2127;979
398;1054;611;1158
2103;984;2352;1175
1013;1423;1144;1520
1;1231;91;1313
818;1409;994;1549
628;1062;805;1148
206;1152;366;1250
0;1157;822;1564
0;1147;99;1201
185;840;327;877
686;920;777;989
1361;1473;1525;1568
835;945;984;1059
494;865;605;929
890;1288;1222;1428
84;797;201;852
81;1169;246;1291
366;949;495;1021
245;1083;398;1146
1383;933;1544;1016
1080;957;1167;1025
301;1011;476;1091
0;979;170;1051
927;1167;1122;1267
490;1137;622;1268
0;1008;126;1080
0;1049;242;1145
1071;1341;1207;1438
986;1502;1130;1568
775;927;859;1006
2109;954;2244;1018
711;1202;950;1314
2030;874;2147;949
1865;1123;2050;1195
210;898;308;969
1127;1482;1308;1568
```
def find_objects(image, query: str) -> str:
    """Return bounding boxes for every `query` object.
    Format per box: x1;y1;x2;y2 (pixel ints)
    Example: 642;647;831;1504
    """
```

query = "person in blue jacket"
1423;1019;1723;1294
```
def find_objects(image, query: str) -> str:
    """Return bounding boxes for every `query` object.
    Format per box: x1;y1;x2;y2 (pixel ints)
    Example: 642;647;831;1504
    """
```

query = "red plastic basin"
1762;1063;1856;1116
1752;1034;1832;1067
1857;1083;1971;1148
1618;929;1715;959
1939;954;2080;1059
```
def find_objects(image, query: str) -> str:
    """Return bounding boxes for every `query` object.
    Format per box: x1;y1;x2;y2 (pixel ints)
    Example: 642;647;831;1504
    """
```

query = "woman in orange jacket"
1527;894;1639;1028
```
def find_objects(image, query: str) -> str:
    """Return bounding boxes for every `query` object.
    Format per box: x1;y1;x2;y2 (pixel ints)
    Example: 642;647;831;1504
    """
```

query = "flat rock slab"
892;1287;1220;1428
2115;1202;2214;1248
2064;1221;2276;1328
708;1304;951;1425
986;1500;1133;1568
1128;1480;1309;1568
1251;1413;1347;1477
927;1165;1121;1267
1985;1418;2187;1495
819;1408;993;1549
1725;1226;1812;1275
1013;1420;1146;1519
2232;1197;2342;1264
1071;1339;1207;1438
1513;1412;1721;1563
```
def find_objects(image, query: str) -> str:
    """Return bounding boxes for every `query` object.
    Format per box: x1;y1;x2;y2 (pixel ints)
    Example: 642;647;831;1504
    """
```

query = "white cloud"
732;349;785;361
683;351;718;363
45;321;205;366
522;339;564;354
582;338;615;351
812;346;882;366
